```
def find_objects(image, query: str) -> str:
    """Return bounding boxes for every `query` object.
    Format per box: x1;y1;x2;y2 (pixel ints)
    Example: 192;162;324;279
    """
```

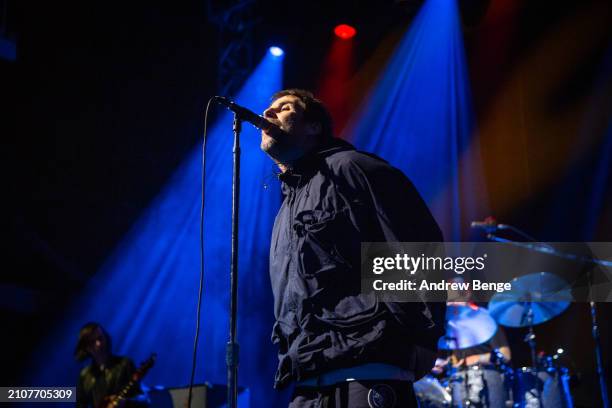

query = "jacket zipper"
288;187;296;251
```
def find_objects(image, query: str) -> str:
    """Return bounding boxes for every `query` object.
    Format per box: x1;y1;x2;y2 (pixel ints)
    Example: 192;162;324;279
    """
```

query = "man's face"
85;327;108;356
261;95;320;163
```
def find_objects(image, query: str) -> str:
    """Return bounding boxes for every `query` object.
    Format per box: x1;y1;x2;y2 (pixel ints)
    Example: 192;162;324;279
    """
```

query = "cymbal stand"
522;301;542;408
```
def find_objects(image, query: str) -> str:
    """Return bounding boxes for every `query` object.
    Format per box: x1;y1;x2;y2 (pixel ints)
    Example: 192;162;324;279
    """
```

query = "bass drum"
414;375;452;407
448;364;513;407
513;367;573;408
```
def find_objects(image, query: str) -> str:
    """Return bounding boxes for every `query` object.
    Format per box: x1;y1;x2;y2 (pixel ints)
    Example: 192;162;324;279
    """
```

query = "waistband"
296;363;415;387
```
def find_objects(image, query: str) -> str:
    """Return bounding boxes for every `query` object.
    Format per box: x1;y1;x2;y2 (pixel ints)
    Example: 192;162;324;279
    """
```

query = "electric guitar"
101;353;156;408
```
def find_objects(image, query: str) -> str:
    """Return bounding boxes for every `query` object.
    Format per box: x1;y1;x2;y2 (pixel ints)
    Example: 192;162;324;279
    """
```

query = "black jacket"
269;138;445;389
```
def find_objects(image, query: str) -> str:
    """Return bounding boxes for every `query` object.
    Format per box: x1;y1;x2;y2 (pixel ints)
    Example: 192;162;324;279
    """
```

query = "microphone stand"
227;114;241;408
212;98;278;408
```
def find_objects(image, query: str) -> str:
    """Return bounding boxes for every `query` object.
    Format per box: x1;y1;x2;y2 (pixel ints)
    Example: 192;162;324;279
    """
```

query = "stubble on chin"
261;133;278;154
261;134;284;163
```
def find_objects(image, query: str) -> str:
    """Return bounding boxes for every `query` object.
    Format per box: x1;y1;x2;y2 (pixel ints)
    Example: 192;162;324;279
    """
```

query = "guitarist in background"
74;322;149;408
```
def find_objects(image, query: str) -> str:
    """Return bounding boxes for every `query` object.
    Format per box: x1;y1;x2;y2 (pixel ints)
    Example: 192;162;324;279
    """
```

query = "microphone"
214;96;280;134
470;216;499;233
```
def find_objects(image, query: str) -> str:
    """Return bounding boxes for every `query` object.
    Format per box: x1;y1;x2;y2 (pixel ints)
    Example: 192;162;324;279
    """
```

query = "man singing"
262;89;445;408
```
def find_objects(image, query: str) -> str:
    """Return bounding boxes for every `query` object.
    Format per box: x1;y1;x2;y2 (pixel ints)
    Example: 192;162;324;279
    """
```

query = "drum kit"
414;272;575;408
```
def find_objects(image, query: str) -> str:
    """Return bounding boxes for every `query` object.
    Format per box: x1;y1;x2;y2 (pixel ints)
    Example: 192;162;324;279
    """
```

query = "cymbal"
488;272;572;328
438;304;498;350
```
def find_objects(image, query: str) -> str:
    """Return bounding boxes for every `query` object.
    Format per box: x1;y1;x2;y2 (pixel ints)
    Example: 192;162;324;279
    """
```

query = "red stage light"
334;24;356;40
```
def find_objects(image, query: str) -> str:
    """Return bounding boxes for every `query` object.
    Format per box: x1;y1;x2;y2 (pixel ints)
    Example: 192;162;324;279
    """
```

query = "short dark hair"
74;322;112;361
271;89;333;140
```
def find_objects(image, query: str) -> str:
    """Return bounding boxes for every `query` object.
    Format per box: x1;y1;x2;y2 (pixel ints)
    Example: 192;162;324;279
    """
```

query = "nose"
263;107;277;119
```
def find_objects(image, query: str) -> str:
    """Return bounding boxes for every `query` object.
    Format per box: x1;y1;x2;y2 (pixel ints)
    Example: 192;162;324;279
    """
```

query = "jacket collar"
277;138;355;190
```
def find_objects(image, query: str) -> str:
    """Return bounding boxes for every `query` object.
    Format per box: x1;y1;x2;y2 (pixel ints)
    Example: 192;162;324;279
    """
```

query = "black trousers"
288;380;417;408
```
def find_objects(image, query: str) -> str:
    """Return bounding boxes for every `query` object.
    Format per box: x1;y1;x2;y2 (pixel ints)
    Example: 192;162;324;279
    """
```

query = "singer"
261;89;445;408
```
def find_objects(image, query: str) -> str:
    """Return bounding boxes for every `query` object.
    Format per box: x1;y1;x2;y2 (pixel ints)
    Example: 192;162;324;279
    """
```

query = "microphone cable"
187;96;214;408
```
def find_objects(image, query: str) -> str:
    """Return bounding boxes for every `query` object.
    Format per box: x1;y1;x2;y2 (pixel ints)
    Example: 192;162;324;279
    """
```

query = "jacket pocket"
293;209;354;275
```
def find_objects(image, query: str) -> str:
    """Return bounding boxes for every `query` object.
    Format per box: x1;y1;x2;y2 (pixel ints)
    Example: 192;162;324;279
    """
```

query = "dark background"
2;0;611;406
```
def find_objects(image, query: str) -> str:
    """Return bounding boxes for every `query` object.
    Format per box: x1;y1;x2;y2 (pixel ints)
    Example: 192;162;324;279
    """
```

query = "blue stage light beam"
582;122;612;239
27;51;287;406
343;0;488;240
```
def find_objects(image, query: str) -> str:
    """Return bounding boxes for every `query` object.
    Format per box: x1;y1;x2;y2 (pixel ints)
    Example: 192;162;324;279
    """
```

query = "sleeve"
76;371;88;408
335;154;447;377
336;154;443;242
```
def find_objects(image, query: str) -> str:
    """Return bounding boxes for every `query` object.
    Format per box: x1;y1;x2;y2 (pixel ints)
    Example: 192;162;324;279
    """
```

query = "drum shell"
513;367;573;408
448;364;512;408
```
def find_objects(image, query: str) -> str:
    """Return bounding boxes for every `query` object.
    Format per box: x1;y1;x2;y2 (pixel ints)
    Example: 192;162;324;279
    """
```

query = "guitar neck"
115;379;137;403
109;354;156;407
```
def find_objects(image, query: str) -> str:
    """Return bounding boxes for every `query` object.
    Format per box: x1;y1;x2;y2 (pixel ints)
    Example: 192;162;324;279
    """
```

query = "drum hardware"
481;221;610;408
446;362;513;408
487;272;574;408
522;302;538;372
426;247;590;408
513;364;574;408
425;272;577;407
433;303;514;407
